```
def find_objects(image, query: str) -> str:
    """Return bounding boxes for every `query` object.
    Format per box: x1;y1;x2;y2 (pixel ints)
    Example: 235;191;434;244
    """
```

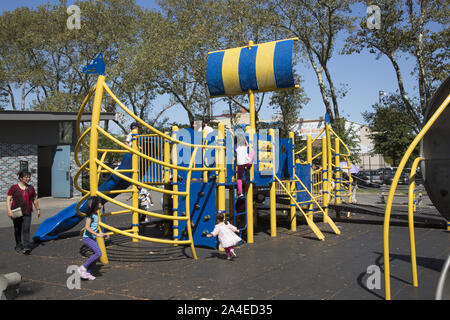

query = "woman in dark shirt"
6;170;41;254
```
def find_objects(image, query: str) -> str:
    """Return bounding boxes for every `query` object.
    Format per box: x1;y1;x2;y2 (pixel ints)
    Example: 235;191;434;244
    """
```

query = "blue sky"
1;0;418;126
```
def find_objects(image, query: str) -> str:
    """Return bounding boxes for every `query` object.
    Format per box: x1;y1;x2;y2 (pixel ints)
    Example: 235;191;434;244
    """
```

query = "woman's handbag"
11;206;23;219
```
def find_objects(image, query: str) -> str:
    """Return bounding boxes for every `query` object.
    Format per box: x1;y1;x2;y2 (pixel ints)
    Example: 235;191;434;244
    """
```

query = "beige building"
207;111;387;170
209;109;251;131
293;118;388;170
356;123;388;170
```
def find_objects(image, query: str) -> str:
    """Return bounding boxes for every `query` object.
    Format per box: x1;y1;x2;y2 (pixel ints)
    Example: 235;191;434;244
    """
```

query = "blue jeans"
82;237;102;272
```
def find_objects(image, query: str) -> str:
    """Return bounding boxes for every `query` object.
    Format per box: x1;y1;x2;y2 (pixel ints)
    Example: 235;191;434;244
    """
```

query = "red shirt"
7;184;36;215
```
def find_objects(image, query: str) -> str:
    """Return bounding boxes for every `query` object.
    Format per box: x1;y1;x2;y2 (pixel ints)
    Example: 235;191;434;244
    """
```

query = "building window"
59;121;73;144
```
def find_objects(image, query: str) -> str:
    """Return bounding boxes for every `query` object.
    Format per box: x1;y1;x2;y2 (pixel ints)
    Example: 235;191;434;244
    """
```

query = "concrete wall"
0;143;81;202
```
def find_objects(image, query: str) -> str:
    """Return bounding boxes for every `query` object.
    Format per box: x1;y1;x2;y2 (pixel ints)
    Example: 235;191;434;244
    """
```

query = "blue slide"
33;154;133;242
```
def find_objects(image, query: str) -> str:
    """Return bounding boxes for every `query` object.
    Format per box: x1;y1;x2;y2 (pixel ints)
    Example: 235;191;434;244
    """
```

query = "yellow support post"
307;134;313;215
164;133;171;214
334;139;342;219
131;126;140;242
335;138;341;221
203;123;208;183
218;123;226;213
289;131;296;231
325;122;332;221
321;138;329;214
172;126;179;245
246;125;254;244
89;75;108;264
269;129;276;237
162;133;171;236
408;157;422;288
334;139;340;204
249;89;256;131
307;134;312;170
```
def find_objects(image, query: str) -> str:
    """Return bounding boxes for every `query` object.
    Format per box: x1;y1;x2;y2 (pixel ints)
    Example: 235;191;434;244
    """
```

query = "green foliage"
0;0;447;164
362;93;419;166
333;118;361;163
269;81;309;139
271;0;356;130
344;0;449;130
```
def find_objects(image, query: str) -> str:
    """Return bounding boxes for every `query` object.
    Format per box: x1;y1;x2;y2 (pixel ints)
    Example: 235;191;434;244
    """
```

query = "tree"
271;0;356;133
106;7;172;133
155;0;227;127
362;93;418;166
344;0;449;131
269;78;309;138
0;6;42;110
218;0;278;124
0;0;165;135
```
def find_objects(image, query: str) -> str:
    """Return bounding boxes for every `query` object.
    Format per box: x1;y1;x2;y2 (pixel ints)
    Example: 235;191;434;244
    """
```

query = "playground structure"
33;39;358;264
28;37;449;300
383;75;450;300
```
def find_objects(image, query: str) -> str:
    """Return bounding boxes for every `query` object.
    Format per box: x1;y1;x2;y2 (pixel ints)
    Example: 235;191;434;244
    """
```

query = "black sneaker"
15;244;23;253
22;247;32;255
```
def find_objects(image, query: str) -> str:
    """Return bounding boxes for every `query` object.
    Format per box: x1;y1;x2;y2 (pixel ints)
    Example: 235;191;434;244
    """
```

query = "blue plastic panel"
295;163;312;203
176;181;218;249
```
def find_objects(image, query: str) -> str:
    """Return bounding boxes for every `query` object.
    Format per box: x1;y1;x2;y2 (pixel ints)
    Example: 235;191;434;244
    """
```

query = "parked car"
398;168;423;185
380;167;423;185
377;168;394;185
355;170;383;187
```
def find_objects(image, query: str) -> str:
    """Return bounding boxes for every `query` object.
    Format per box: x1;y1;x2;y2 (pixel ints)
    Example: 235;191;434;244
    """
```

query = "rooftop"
0;110;116;122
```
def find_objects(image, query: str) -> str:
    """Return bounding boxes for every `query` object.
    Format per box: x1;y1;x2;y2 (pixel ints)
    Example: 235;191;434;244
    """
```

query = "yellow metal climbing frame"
73;75;226;263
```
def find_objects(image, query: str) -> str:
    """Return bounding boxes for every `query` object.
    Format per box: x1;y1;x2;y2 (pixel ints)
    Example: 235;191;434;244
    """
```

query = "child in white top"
198;118;214;137
139;187;154;222
126;122;140;147
235;133;255;198
206;212;241;260
127;186;154;223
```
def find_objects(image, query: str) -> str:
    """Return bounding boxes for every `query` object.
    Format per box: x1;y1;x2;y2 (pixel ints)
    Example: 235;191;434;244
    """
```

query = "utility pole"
379;90;385;107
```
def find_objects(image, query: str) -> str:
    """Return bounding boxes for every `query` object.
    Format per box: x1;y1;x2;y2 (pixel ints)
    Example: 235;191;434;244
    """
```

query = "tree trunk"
323;64;341;127
21;82;25;111
307;47;334;123
387;53;422;130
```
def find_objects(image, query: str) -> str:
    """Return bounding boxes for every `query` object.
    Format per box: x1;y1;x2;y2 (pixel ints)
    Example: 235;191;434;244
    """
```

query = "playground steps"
273;175;341;241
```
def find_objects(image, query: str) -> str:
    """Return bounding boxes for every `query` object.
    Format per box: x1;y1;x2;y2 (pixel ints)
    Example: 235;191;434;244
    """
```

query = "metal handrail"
383;94;450;300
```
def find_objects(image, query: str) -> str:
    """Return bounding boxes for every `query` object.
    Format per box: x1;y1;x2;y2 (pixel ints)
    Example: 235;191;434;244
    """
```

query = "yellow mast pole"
218;123;226;214
89;75;108;264
289;131;296;231
172;126;179;245
131;126;139;242
269;128;276;237
246;89;255;244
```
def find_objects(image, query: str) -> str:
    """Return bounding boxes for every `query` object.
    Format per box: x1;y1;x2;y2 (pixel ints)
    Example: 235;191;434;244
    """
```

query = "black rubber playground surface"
0;192;448;302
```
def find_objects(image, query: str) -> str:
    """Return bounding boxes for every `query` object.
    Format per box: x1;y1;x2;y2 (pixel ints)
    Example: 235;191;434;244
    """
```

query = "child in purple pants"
78;197;109;280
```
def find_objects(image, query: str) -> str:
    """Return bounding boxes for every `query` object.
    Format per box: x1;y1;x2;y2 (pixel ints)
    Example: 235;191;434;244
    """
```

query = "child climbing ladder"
235;133;255;198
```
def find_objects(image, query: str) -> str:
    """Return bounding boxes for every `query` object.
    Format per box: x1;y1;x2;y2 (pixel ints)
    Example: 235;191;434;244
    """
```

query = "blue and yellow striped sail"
206;39;297;97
